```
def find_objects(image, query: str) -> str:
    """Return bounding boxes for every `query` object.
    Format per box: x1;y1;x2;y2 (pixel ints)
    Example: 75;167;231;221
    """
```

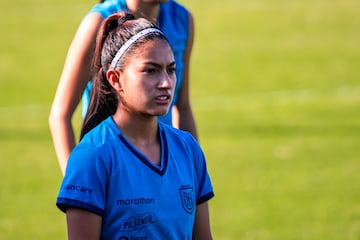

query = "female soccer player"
56;12;214;240
49;0;198;175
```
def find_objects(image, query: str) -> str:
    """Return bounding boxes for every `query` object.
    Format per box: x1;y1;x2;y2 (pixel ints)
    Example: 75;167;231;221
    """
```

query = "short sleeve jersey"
82;0;190;125
56;117;214;239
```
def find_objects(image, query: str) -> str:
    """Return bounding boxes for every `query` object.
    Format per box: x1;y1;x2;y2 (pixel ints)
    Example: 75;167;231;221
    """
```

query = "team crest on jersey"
179;185;194;214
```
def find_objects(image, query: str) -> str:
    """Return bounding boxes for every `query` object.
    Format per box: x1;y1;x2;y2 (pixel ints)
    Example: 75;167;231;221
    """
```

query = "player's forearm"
180;115;198;140
176;105;198;140
49;113;76;175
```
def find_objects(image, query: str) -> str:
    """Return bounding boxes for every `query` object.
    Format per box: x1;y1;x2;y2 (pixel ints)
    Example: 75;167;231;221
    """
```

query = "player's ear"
106;69;122;92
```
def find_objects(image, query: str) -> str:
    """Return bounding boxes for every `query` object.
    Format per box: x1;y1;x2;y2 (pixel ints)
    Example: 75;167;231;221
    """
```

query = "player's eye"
144;68;156;74
167;67;176;74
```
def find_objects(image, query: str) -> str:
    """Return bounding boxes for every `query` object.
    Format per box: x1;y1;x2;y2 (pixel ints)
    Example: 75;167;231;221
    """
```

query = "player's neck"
126;1;160;23
113;112;159;144
113;113;161;165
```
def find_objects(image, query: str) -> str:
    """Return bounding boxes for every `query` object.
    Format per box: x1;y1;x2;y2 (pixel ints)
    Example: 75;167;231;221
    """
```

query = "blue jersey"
82;0;190;125
56;117;214;239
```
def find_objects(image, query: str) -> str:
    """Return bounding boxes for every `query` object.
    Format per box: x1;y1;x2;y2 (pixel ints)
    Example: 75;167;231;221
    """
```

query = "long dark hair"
80;12;167;139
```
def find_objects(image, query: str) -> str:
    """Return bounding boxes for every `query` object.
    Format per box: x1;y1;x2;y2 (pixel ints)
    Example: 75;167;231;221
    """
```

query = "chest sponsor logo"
120;212;157;232
179;185;194;214
117;198;154;206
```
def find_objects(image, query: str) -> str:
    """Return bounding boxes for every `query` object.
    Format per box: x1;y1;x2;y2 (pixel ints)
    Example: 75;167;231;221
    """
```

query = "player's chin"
152;106;170;117
156;109;170;117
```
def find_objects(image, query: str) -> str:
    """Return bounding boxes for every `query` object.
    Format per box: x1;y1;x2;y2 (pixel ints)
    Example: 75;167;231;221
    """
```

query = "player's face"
119;39;176;117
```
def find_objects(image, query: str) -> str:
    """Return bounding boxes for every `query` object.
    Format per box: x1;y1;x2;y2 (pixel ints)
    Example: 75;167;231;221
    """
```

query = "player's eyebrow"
144;61;176;68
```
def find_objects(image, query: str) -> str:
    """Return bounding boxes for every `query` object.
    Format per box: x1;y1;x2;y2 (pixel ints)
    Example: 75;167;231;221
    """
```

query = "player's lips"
155;93;171;104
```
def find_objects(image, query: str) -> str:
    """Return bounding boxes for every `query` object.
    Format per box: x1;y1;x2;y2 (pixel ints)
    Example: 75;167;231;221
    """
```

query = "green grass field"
1;0;359;239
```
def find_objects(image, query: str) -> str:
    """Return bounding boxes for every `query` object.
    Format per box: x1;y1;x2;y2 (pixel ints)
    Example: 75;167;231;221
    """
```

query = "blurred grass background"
0;0;359;239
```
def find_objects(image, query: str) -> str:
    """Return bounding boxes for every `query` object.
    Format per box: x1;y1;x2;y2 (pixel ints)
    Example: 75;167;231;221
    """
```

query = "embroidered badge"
179;185;194;214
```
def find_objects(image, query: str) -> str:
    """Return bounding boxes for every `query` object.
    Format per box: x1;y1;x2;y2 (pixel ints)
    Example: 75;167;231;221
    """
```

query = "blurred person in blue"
49;0;198;175
56;12;214;239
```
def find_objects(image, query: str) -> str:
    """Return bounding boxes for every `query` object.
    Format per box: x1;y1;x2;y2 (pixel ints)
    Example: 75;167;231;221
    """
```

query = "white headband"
110;28;164;69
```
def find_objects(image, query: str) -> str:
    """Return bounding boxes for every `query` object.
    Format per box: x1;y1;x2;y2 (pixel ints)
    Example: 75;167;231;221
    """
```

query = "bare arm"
193;201;213;239
49;13;103;175
66;208;102;240
172;11;198;139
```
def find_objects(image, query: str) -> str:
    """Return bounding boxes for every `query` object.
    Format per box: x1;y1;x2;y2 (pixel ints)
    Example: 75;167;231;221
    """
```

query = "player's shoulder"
67;117;121;172
89;0;126;18
159;122;197;147
80;117;120;148
162;0;190;16
167;0;188;10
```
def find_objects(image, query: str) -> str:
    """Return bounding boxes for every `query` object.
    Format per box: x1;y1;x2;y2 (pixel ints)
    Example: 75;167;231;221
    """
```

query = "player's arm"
49;13;103;175
66;207;102;240
172;11;198;139
193;201;213;239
